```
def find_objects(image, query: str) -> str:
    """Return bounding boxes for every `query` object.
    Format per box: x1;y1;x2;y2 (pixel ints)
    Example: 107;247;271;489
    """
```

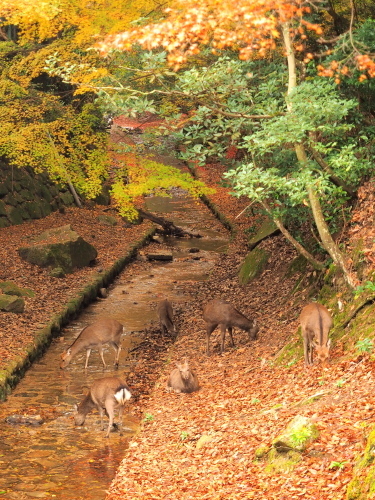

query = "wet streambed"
0;191;229;500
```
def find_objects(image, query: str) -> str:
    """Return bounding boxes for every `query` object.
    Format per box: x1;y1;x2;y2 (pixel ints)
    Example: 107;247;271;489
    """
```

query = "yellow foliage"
0;0;167;45
110;155;215;219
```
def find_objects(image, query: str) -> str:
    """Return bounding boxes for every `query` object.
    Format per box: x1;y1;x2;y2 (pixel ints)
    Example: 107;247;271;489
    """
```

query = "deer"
203;299;259;355
166;359;199;393
73;376;132;437
300;302;333;366
60;318;124;370
157;299;176;337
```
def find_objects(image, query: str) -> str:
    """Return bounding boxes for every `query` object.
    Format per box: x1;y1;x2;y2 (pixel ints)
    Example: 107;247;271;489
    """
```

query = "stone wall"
0;162;75;227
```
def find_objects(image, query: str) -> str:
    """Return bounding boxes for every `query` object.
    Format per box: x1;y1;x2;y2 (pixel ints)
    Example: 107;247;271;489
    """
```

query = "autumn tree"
94;0;375;287
0;0;214;219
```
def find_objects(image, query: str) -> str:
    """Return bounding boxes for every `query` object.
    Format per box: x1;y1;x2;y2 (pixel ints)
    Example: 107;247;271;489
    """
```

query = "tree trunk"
261;201;325;271
281;23;358;289
137;209;201;237
306;185;357;288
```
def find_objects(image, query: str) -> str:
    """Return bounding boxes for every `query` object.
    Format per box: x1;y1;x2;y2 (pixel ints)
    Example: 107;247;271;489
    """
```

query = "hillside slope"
106;168;375;500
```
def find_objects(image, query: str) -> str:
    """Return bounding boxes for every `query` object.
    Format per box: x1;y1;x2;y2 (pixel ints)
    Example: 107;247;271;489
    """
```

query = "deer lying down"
74;376;132;437
60;318;124;370
300;302;333;366
203;299;259;355
166;359;199;394
157;299;176;336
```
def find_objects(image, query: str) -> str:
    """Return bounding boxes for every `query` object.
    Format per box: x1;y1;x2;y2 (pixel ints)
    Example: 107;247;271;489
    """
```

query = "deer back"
74;376;131;425
203;299;258;337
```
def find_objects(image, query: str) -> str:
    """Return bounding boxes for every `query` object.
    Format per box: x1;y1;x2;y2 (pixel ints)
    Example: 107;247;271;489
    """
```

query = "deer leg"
98;345;107;369
105;401;115;438
118;406;124;436
228;326;235;347
84;349;92;369
111;342;121;368
220;325;227;353
98;406;105;431
206;323;218;356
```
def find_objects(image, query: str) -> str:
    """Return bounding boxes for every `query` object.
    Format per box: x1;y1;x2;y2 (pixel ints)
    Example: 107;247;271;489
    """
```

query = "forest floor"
105;142;375;499
1;120;375;499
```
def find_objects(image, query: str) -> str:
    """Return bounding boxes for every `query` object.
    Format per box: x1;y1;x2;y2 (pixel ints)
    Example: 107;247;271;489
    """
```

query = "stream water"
0;189;229;500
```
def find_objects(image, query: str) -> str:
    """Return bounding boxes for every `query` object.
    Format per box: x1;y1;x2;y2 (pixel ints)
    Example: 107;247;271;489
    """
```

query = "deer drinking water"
203;299;259;355
166;359;199;393
300;302;333;366
157;299;176;336
74;376;132;437
60;318;124;369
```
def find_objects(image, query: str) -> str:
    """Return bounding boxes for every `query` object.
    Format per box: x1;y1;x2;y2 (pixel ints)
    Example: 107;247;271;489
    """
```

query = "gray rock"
18;224;97;274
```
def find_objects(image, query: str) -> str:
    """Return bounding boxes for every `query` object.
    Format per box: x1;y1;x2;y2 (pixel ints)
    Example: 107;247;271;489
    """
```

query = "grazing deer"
60;318;124;370
203;299;259;355
300;302;333;366
74;376;132;437
157;299;176;336
166;359;199;393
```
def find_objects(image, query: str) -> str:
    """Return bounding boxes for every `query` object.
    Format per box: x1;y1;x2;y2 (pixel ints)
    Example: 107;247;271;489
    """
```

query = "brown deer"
203;299;259;355
157;299;176;336
60;318;124;369
300;302;333;366
73;376;132;437
166;359;199;393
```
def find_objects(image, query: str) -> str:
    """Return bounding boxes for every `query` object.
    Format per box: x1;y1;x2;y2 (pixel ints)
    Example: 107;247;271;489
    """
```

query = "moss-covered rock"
265;447;302;474
254;415;319;474
0;294;25;313
18;224;98;274
49;267;66;278
254;444;270;460
97;214;118;226
272;415;319;452
7;207;25;225
0;216;10;228
248;218;279;250
238;247;270;285
0;281;35;297
346;426;375;500
0;199;7;216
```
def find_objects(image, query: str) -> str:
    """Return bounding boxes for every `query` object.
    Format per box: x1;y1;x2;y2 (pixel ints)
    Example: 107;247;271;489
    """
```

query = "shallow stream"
0;190;229;500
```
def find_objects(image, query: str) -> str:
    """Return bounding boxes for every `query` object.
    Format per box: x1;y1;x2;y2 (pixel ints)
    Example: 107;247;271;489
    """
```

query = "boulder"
18;224;98;275
97;214;118;226
255;415;319;474
272;415;319;453
0;294;25;313
238;247;270;285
